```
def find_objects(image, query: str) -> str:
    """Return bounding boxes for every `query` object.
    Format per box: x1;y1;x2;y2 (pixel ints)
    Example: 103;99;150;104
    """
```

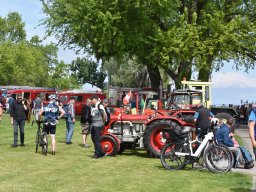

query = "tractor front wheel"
100;135;119;156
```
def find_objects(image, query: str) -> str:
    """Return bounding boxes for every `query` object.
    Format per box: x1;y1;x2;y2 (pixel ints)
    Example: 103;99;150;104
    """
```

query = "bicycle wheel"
160;142;187;170
42;133;48;156
217;144;235;169
35;129;40;153
203;145;232;173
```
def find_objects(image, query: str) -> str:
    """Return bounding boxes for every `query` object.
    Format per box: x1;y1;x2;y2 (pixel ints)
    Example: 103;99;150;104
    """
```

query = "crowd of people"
0;93;255;165
0;93;110;159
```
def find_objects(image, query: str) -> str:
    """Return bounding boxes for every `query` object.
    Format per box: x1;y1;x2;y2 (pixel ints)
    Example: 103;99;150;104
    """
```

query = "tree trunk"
166;61;192;89
198;57;213;82
146;63;161;91
198;67;211;82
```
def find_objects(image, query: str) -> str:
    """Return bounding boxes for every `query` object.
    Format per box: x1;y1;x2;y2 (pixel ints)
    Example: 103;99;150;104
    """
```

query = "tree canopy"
41;0;256;88
0;12;78;89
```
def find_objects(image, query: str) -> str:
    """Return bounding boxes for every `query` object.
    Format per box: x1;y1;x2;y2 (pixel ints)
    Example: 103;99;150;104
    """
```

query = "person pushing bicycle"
39;95;65;155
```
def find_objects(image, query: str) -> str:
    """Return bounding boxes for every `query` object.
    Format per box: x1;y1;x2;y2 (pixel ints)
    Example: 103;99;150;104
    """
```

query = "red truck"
57;89;106;115
6;86;57;103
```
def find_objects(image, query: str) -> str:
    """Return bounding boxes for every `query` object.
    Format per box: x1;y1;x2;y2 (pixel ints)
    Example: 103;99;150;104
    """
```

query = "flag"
123;90;131;105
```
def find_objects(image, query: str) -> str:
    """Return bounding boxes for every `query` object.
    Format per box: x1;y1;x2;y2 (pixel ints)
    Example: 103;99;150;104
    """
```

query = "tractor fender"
146;116;187;127
103;133;121;152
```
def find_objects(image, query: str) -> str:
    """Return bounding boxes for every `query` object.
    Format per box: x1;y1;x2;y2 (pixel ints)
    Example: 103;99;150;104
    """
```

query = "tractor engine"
108;121;146;147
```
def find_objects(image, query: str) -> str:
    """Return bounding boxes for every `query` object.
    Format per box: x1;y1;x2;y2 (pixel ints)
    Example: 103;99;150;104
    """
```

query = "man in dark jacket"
10;94;28;147
80;98;92;148
194;103;214;136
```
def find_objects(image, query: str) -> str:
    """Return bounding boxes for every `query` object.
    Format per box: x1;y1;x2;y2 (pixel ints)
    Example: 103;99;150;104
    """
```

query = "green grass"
0;113;252;192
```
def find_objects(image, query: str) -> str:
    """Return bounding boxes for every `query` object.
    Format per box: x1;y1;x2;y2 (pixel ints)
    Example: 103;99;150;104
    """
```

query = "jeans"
13;119;25;145
91;126;105;157
253;147;256;160
66;121;74;143
228;147;244;166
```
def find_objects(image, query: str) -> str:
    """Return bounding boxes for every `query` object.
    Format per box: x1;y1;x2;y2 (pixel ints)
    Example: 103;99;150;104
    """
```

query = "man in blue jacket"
215;121;234;147
216;118;243;167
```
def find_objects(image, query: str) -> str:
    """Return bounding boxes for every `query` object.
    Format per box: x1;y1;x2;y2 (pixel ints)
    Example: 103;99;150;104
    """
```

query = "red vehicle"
6;86;57;103
99;89;196;158
58;89;106;115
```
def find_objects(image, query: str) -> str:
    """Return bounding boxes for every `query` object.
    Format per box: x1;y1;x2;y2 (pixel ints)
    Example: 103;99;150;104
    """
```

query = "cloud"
212;72;256;88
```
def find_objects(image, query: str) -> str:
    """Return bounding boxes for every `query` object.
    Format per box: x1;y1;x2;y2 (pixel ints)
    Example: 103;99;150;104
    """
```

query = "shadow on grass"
154;164;208;172
119;149;152;158
83;148;152;158
230;188;251;192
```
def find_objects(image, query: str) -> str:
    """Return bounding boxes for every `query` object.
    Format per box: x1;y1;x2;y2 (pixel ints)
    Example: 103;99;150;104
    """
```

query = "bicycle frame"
175;132;214;157
33;120;48;155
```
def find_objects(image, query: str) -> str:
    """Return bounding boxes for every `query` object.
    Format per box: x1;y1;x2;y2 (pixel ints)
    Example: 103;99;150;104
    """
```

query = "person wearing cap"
10;94;28;147
65;96;75;144
248;103;256;159
39;95;65;155
90;95;107;158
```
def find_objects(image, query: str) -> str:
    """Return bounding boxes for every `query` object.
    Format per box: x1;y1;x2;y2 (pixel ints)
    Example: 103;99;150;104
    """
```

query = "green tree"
104;56;149;88
49;61;78;89
70;57;107;89
0;12;26;43
0;12;78;89
41;0;256;88
153;1;256;87
41;0;177;89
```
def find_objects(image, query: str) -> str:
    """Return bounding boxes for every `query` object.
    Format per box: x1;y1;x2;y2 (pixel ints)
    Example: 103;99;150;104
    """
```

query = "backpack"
104;107;111;126
239;146;254;169
97;103;109;126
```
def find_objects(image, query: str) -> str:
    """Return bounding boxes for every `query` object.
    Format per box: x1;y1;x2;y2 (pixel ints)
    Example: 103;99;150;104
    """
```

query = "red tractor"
99;89;196;158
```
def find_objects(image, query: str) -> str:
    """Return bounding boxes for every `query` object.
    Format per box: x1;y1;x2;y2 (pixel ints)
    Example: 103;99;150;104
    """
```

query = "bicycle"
160;122;233;173
32;120;48;156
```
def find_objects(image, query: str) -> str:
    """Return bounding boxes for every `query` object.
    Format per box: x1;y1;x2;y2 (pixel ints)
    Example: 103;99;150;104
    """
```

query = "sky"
1;0;256;105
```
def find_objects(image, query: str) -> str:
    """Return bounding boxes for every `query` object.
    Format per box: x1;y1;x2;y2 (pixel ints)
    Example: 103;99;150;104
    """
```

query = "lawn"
0;113;252;192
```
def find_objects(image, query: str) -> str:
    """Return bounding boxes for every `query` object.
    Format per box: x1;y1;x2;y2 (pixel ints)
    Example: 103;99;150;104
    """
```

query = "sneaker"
11;144;18;148
92;154;99;159
66;141;72;145
99;154;108;158
244;161;254;169
84;144;91;148
52;151;55;155
20;144;25;147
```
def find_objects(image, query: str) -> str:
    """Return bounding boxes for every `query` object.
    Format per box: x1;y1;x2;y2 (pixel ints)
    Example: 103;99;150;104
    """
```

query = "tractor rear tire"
100;135;118;156
143;120;178;158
